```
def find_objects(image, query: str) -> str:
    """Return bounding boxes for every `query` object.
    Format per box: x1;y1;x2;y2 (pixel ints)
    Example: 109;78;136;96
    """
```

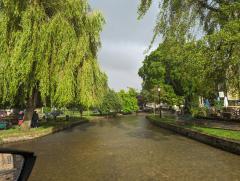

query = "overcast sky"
89;0;159;91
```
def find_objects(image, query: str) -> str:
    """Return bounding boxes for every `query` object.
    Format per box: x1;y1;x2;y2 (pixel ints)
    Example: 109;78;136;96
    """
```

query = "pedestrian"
35;111;39;128
32;111;39;128
18;111;24;127
204;99;210;109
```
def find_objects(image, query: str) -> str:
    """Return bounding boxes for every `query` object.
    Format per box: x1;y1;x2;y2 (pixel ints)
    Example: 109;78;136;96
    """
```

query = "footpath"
177;116;240;131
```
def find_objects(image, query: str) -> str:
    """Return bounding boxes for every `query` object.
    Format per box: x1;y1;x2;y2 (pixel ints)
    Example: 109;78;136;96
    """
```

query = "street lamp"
158;88;162;118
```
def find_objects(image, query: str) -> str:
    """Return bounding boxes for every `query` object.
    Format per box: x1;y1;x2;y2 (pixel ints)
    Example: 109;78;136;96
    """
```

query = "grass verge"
191;126;240;141
0;116;92;143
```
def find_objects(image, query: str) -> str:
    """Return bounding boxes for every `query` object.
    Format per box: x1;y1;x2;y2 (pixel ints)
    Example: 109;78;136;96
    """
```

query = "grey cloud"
99;41;145;71
106;69;143;91
89;0;159;91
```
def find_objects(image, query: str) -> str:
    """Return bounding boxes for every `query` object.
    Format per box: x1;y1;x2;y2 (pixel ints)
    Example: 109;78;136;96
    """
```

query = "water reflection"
3;115;240;181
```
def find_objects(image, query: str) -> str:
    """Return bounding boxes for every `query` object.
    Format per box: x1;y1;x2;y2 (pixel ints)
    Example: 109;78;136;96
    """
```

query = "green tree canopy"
0;0;107;124
98;89;122;115
139;41;185;106
138;1;240;43
138;0;240;110
118;88;139;114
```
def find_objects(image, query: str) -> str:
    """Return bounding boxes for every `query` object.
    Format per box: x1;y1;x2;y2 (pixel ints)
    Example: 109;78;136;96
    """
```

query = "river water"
4;115;240;181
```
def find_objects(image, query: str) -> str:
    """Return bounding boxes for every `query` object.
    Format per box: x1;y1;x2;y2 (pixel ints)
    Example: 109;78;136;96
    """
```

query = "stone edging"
195;116;240;123
146;116;240;155
1;120;89;145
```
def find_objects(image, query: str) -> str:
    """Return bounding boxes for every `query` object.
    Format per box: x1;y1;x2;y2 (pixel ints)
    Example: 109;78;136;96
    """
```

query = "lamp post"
158;88;162;118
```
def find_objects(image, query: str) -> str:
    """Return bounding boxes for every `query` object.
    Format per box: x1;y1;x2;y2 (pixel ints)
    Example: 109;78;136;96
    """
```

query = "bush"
42;107;51;113
214;100;223;111
98;90;122;115
190;107;208;117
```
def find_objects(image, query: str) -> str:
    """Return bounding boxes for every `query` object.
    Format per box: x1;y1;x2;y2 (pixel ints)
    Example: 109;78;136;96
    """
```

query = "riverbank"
146;115;240;155
0;116;95;145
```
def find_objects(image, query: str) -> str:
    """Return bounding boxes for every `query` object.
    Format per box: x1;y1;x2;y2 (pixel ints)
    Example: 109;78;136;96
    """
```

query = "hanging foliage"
138;0;240;107
0;0;107;111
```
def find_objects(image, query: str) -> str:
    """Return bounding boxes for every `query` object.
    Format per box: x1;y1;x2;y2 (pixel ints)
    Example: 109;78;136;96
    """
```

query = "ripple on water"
3;115;240;181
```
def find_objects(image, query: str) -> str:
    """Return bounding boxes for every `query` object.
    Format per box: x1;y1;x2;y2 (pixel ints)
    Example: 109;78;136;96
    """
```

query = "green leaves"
118;89;139;113
98;89;122;114
138;0;239;45
138;0;240;109
0;0;107;109
137;0;152;19
98;88;139;114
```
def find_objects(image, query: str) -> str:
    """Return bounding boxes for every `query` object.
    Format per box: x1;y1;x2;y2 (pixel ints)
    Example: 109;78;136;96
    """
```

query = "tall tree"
138;0;240;42
118;88;139;114
0;0;107;126
138;0;240;107
98;89;122;115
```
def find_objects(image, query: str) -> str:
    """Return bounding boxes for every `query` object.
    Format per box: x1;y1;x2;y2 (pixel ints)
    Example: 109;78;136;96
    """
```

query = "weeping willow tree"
138;0;240;101
0;0;107;126
138;0;239;40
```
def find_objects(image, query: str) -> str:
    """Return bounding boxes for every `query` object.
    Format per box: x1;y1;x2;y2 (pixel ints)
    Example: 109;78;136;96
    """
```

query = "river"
3;115;240;181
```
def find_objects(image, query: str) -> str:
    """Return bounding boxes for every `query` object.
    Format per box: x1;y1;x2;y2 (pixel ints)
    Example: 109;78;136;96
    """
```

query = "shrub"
190;107;208;117
42;107;51;113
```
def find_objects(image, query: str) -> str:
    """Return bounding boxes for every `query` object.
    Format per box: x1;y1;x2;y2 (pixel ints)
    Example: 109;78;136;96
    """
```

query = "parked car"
51;110;63;117
0;120;12;130
1;113;18;125
0;110;18;128
44;110;63;120
0;111;12;129
0;110;7;119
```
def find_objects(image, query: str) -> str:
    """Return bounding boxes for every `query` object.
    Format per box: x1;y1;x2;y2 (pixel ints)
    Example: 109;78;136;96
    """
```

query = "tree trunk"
79;110;83;118
21;109;34;130
22;90;38;129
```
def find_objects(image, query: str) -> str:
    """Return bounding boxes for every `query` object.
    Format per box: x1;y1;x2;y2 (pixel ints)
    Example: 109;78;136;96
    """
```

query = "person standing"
18;111;24;127
31;111;39;128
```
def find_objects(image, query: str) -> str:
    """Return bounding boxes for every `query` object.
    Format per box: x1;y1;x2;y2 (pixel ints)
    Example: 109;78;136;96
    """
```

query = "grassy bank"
191;127;240;141
0;116;93;144
148;115;240;141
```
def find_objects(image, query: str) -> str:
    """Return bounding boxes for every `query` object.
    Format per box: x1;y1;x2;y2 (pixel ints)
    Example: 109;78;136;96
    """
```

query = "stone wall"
146;116;240;155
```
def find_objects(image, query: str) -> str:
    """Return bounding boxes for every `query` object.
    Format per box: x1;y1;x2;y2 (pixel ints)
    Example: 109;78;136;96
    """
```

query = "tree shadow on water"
127;126;177;142
63;122;96;132
89;117;132;131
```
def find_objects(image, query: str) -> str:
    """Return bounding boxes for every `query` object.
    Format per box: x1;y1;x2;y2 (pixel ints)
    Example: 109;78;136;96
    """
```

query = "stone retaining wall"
195;116;240;123
1;120;89;145
146;116;240;155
